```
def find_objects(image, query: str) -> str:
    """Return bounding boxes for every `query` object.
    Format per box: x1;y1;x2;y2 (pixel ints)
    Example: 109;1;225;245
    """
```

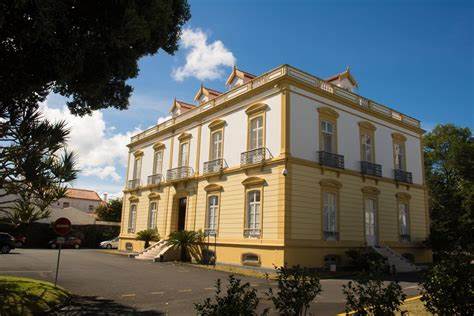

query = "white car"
99;237;119;249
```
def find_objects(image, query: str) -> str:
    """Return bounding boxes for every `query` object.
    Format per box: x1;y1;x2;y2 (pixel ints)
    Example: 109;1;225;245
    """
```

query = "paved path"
0;249;422;315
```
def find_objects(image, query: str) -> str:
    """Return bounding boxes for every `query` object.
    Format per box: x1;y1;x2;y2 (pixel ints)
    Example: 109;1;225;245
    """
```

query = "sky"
41;0;473;199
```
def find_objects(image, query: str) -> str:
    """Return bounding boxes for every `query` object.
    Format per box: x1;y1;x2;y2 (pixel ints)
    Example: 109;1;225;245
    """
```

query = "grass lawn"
0;275;70;315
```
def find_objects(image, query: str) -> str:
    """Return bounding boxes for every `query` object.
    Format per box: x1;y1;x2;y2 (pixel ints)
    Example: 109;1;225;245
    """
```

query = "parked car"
0;233;16;254
99;237;119;249
49;236;82;249
14;235;27;248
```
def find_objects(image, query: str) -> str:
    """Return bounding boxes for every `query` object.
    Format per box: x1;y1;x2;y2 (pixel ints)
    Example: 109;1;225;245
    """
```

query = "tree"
423;124;474;253
195;275;266;316
136;229;160;249
166;230;204;262
1;1;191;220
266;265;322;316
95;199;123;222
342;274;406;316
0;107;77;225
420;253;474;315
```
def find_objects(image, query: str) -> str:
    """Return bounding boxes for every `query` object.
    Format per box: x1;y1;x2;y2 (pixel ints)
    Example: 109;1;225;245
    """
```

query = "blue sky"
43;0;473;198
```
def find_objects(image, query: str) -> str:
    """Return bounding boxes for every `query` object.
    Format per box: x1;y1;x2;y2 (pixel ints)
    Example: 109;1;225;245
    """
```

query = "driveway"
0;249;422;315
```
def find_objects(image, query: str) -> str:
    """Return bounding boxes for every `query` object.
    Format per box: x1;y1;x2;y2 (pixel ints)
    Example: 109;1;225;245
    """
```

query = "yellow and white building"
119;65;431;268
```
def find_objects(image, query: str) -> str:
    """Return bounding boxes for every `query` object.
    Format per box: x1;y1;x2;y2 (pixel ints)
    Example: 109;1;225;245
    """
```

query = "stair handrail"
136;239;164;256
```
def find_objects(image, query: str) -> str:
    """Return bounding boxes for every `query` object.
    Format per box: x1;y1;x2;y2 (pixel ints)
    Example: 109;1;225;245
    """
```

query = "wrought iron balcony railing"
323;231;339;241
241;147;271;166
317;151;345;169
204;228;217;237
166;166;194;181
243;228;261;238
127;179;140;190
147;174;162;186
360;161;382;177
399;234;411;243
203;158;228;174
394;169;413;184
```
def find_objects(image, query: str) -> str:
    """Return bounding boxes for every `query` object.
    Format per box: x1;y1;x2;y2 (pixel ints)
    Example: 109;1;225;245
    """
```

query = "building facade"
55;188;103;213
119;65;431;268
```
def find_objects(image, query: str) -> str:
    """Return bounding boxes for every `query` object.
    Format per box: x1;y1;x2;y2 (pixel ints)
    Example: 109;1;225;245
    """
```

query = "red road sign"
53;217;72;236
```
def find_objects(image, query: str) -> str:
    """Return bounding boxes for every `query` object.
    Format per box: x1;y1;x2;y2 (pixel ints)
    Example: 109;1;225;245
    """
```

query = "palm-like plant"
136;229;160;249
166;230;204;262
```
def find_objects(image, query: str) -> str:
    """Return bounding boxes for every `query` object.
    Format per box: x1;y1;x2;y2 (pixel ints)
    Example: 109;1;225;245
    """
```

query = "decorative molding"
361;186;380;195
358;121;377;131
391;132;407;142
245;103;268;116
208;119;226;130
204;183;224;192
153;142;166;150
148;192;160;200
317;106;339;119
178;132;192;141
133;150;144;157
129;195;139;202
241;176;267;187
396;192;412;201
319;179;342;189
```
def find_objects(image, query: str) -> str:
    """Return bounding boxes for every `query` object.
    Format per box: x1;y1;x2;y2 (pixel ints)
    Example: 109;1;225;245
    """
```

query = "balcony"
203;158;228;174
400;234;411;243
147;174;162;186
204;228;217;237
360;161;382;177
127;179;140;190
394;169;413;184
241;147;271;166
323;231;339;241
166;166;194;182
317;151;344;169
243;228;261;238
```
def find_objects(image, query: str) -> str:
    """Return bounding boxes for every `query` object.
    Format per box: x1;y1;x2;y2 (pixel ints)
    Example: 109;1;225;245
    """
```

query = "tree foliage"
424;124;474;253
136;229;160;249
95;198;123;222
195;275;265;316
266;265;322;316
420;252;474;315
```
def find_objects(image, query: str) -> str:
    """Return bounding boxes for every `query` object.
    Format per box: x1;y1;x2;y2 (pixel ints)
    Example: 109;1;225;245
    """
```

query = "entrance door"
177;197;187;231
365;198;377;246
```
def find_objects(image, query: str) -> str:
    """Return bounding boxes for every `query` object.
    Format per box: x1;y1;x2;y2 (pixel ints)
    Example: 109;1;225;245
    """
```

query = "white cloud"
157;115;172;124
40;97;140;183
172;28;236;81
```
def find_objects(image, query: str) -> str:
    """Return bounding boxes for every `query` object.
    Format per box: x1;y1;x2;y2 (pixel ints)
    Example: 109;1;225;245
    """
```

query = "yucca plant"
166;230;204;262
136;229;160;249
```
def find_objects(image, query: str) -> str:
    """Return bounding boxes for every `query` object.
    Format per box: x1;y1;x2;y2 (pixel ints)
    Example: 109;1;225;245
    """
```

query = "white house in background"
55;188;103;213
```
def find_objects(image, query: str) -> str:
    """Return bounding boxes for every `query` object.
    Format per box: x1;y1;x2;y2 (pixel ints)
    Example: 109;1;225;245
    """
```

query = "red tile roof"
66;188;102;201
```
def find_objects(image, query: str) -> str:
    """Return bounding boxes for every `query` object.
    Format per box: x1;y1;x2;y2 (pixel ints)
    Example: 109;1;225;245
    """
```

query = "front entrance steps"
135;240;176;261
372;246;421;273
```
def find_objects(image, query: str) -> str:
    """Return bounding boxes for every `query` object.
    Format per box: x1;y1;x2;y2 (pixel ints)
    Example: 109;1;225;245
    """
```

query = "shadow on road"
53;296;165;315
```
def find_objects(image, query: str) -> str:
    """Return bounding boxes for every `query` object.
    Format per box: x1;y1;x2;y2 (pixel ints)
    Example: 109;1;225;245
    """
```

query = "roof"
66;188;102;201
194;84;222;102
326;67;358;88
226;66;256;86
169;98;196;113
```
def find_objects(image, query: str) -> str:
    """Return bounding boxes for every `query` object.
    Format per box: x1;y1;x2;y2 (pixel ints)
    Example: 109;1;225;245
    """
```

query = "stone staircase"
372;246;421;273
135;240;173;261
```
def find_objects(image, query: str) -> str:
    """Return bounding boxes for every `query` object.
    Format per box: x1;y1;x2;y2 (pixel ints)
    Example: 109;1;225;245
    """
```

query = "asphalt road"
0;249;422;315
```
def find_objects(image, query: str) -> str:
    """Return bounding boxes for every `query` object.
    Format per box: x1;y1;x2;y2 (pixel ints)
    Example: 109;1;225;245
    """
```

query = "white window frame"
210;130;223;160
206;195;219;231
148;201;158;229
323;191;337;240
128;204;137;233
153;149;164;175
178;141;190;167
249;116;264;150
246;190;261;231
321;120;334;153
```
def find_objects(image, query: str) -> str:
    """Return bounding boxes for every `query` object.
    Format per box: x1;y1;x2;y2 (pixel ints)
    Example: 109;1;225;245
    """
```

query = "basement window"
241;253;261;266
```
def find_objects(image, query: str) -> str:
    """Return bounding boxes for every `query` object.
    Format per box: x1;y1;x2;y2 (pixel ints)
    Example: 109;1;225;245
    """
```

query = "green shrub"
266;265;322;315
195;275;265;316
136;229;159;249
342;274;406;315
346;248;389;274
420;252;474;315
